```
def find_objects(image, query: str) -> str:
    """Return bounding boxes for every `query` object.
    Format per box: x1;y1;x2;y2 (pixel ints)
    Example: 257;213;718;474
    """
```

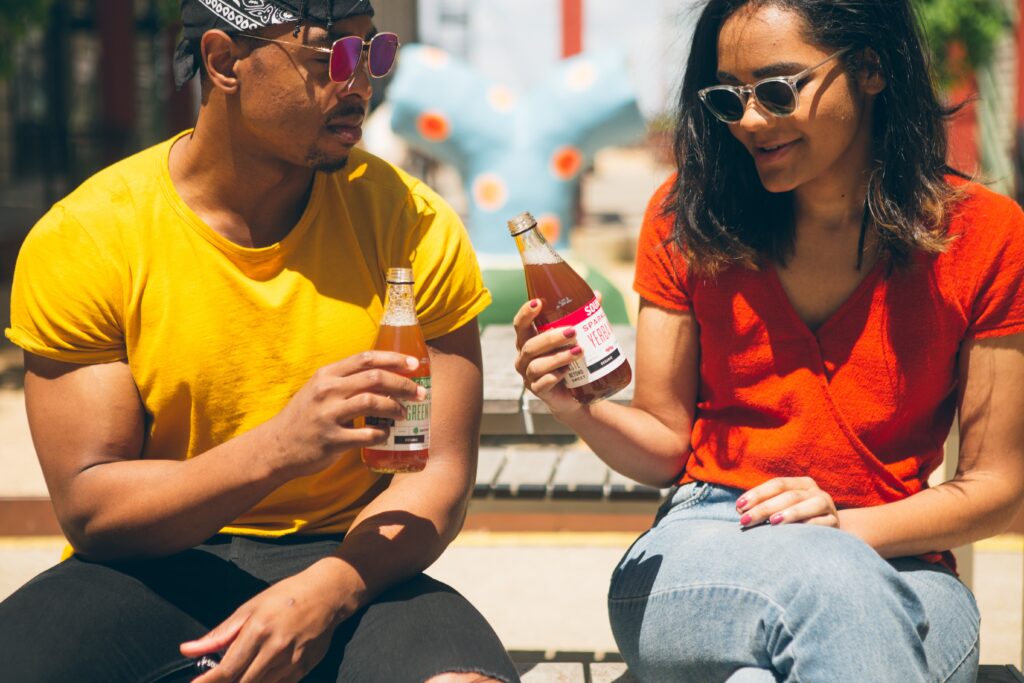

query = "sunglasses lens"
329;37;363;82
754;81;797;115
704;90;745;123
368;33;399;77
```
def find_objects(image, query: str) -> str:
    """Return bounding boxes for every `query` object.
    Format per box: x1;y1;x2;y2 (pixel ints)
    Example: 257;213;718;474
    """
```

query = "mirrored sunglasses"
238;31;400;83
698;48;847;124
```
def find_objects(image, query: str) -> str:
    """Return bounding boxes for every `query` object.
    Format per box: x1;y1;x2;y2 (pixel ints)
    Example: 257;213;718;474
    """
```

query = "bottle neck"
382;282;417;326
513;226;563;264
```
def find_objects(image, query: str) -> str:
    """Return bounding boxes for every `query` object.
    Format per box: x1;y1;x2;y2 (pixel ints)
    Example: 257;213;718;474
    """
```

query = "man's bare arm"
25;349;424;560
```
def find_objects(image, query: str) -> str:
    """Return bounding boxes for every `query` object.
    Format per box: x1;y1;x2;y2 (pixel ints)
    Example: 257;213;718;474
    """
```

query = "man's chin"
305;148;350;174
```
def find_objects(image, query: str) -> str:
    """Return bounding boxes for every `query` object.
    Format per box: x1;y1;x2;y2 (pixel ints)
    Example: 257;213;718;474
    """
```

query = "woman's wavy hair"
666;0;963;275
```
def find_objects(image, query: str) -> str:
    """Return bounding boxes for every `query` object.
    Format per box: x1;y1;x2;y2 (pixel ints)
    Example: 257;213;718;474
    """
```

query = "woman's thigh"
608;483;978;683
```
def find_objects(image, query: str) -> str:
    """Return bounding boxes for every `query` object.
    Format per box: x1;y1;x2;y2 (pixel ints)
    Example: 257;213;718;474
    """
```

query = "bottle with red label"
362;267;431;473
508;211;632;404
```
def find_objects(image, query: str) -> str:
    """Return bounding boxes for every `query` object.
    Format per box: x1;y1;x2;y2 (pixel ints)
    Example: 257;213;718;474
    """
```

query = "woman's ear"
858;47;886;96
201;30;243;95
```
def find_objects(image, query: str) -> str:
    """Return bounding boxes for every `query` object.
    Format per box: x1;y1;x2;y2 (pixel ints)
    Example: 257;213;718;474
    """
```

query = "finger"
739;490;806;527
737;476;815;512
523;346;582;384
769;497;838;526
344;369;426;403
181;615;247;658
528;367;571;396
324;350;420;378
192;625;263;683
594;290;603;304
513;299;543;350
237;648;291;683
519;326;577;361
339;393;409;425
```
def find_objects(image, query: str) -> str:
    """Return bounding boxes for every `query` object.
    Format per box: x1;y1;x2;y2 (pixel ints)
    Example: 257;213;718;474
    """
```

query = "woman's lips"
753;139;798;163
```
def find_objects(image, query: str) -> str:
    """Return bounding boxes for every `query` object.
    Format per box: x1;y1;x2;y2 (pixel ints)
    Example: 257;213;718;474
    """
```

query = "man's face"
233;14;376;172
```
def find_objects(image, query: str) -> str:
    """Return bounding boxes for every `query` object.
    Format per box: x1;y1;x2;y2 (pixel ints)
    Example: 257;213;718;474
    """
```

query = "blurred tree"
0;0;56;77
913;0;1011;85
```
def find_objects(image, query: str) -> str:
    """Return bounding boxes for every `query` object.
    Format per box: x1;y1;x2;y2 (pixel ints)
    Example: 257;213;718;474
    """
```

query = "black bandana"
174;0;375;88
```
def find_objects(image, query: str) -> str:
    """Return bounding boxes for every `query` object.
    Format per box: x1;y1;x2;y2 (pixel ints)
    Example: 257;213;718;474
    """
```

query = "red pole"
561;0;583;58
97;0;136;163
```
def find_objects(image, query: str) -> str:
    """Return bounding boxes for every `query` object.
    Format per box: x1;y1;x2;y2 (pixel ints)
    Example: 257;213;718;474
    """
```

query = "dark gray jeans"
0;534;519;682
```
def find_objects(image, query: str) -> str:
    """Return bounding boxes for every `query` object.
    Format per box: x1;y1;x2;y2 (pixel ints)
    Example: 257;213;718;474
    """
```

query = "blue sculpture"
388;44;647;254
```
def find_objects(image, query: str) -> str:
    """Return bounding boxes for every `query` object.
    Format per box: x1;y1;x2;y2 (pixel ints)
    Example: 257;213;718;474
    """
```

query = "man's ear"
858;47;886;96
201;30;244;94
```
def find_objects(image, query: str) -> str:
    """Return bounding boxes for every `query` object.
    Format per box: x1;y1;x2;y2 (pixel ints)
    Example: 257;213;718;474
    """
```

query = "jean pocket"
654;481;711;524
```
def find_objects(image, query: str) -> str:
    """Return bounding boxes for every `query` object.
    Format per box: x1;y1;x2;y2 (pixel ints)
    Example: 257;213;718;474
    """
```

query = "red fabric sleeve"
633;177;692;311
962;189;1024;339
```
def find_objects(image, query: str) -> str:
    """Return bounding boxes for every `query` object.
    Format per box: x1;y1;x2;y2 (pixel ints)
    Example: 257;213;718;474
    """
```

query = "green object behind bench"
478;265;630;329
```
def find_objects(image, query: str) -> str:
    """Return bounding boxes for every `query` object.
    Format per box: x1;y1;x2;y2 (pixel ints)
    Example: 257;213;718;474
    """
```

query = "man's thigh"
315;573;520;683
0;550;267;682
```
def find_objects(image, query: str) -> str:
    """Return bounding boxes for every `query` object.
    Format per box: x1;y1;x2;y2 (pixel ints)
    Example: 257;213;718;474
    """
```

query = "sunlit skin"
168;15;376;248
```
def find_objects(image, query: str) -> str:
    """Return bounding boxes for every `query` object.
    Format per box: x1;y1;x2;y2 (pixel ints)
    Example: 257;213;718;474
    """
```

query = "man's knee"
425;672;507;683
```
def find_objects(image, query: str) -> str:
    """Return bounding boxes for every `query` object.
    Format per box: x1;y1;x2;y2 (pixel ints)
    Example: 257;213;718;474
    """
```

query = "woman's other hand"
512;298;584;417
737;477;840;528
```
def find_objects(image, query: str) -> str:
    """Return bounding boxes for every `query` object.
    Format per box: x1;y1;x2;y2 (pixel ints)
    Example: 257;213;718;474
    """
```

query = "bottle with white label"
508;212;632;404
362;267;431;473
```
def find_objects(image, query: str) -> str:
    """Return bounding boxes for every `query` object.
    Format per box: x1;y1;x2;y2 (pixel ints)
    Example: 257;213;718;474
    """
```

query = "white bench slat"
481;325;526;414
491;446;560;498
551;448;608;498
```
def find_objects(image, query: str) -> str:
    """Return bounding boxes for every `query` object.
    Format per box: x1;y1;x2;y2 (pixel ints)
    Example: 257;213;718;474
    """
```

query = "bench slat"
481;325;526;413
474;446;507;496
551;449;608;499
492;446;560;498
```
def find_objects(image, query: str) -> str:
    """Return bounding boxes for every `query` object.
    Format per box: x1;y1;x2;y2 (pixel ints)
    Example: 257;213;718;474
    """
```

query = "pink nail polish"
770;513;783;525
570;346;583;356
563;328;576;338
736;496;747;510
529;299;539;309
739;513;752;526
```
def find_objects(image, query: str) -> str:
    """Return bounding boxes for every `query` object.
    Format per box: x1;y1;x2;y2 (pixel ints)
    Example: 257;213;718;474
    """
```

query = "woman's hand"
512;298;585;417
737;477;839;528
181;561;351;682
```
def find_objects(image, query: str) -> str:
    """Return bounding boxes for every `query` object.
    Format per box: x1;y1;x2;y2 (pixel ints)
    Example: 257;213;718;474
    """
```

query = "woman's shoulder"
945;176;1024;240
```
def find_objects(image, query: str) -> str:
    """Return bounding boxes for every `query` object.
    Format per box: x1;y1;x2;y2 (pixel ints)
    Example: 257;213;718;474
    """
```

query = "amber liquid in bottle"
362;268;431;473
508;212;632;404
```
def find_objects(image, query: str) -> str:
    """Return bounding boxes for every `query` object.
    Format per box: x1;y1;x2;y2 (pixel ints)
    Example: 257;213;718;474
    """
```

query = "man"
0;1;519;681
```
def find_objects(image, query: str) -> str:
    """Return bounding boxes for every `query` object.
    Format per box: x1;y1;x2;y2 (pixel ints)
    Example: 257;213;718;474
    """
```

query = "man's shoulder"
52;136;175;226
331;148;451;215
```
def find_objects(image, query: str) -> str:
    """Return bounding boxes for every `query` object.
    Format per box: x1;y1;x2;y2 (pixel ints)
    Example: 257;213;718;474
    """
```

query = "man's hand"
180;560;352;683
263;351;427;480
737;477;840;528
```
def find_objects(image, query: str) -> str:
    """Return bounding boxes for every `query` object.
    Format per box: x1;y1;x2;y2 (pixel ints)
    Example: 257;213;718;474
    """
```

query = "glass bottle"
508;212;632;404
362;267;431;473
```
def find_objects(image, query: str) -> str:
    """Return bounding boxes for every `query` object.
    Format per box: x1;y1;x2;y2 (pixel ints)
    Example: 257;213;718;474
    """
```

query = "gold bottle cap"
507;212;537;236
386;267;414;284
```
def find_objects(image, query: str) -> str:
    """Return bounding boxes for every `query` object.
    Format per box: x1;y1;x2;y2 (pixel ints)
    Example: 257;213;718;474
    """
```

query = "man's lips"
326;117;363;143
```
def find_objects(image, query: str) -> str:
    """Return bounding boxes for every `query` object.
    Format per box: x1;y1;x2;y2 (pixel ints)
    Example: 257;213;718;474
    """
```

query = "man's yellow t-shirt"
5;130;491;537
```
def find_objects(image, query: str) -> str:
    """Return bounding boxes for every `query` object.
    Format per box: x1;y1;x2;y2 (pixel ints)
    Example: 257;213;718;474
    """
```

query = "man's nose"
336;53;373;100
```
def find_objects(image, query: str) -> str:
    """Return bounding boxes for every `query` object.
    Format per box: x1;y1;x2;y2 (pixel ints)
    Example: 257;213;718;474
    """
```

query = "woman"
512;1;1024;680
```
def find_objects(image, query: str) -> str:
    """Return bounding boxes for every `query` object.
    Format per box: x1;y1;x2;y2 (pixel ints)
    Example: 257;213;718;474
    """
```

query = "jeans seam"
940;636;979;683
656;482;713;524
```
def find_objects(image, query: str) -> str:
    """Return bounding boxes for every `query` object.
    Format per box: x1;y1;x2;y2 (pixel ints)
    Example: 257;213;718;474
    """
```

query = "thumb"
180;613;247;657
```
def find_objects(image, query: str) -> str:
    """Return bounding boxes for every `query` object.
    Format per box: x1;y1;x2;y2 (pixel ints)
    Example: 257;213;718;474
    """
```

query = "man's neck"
168;116;315;248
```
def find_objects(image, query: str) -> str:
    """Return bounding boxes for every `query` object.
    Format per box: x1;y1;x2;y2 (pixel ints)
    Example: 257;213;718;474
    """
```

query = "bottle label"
366;377;431;451
536;298;626;388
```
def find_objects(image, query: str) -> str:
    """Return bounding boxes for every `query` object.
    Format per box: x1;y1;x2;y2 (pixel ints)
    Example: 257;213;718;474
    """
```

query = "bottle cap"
507;212;537;236
386;267;414;284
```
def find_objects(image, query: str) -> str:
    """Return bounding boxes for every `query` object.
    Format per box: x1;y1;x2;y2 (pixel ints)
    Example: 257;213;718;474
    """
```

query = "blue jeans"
608;483;980;682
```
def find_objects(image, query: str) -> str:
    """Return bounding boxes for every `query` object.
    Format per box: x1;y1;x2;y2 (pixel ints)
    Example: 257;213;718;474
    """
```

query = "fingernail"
563;328;576;338
416;386;427;400
406;357;419;369
736;496;747;510
739;513;752;526
529;299;539;309
770;513;783;525
570;345;583;356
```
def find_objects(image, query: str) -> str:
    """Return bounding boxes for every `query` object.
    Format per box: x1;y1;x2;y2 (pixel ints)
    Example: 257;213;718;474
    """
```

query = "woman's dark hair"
666;0;962;275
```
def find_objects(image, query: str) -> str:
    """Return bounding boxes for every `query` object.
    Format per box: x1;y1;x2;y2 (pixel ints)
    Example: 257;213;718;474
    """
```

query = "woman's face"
715;4;882;194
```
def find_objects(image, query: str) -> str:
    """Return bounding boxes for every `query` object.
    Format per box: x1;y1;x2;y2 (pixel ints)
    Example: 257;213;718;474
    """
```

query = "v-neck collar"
766;256;885;341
